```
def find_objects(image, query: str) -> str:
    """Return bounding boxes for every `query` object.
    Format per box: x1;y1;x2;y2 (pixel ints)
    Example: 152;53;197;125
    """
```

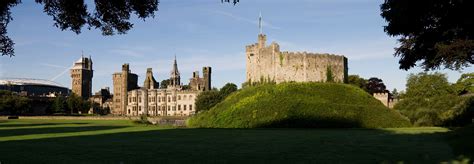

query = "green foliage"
366;77;387;94
395;94;474;127
65;94;91;114
395;72;474;127
220;83;238;97
381;0;474;70
195;83;239;112
391;88;399;99
195;90;222;112
405;72;453;98
160;79;171;89
326;65;334;82
188;83;411;128
52;96;66;113
348;75;368;92
0;90;30;115
453;73;474;95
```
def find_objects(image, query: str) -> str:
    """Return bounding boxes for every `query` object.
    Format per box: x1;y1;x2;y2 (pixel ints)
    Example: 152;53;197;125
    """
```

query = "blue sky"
0;0;472;93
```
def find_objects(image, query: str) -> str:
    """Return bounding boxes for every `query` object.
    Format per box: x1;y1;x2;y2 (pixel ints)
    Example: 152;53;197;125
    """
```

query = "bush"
188;82;411;128
395;95;474;126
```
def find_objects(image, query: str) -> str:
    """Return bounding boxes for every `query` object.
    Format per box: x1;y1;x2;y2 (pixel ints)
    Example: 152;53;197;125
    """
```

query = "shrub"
188;82;411;128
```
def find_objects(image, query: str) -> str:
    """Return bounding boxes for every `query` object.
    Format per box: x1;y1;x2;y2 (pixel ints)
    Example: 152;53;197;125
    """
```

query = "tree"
366;77;387;94
160;79;170;89
66;94;82;114
453;72;474;95
391;88;399;99
195;90;222;112
0;90;30;115
348;75;368;92
52;96;66;113
380;0;474;71
219;83;238;97
404;72;453;99
0;0;239;57
195;83;239;112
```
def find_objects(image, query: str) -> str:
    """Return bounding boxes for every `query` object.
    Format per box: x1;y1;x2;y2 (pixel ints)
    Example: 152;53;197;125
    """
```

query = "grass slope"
0;119;465;163
188;83;411;128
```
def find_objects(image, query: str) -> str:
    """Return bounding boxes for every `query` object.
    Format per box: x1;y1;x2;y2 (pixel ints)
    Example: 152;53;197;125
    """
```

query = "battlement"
245;33;348;84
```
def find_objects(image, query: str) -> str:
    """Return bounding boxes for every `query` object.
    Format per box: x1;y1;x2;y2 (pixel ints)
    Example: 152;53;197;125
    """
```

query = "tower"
112;63;138;115
169;56;181;88
70;55;93;99
202;67;212;91
144;68;158;89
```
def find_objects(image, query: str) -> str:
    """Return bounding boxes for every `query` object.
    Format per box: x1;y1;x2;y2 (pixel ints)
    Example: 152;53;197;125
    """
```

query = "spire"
170;55;181;87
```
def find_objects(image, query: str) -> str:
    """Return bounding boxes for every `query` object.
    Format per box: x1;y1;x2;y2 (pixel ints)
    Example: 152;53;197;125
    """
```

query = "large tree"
0;0;239;57
366;77;387;94
381;0;474;71
404;72;453;99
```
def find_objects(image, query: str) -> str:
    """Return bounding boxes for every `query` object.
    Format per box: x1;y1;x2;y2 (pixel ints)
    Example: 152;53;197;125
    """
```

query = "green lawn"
0;119;470;163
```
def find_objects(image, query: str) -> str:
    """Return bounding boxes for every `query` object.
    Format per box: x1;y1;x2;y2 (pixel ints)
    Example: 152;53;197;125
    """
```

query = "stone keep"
245;34;348;84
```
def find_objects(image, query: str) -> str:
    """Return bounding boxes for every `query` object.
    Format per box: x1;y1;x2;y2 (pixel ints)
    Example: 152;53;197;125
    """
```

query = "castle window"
190;105;193;111
250;53;254;56
184;105;187;111
178;95;181;100
139;97;141;103
139;106;141;112
178;105;181;110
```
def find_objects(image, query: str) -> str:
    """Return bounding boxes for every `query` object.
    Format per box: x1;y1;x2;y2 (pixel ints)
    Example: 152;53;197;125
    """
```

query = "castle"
111;57;211;116
70;56;93;99
245;34;348;84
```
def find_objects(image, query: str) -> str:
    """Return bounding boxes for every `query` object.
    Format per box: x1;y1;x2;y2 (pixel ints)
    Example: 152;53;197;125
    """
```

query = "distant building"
0;78;69;97
90;87;112;110
121;57;212;116
70;56;93;99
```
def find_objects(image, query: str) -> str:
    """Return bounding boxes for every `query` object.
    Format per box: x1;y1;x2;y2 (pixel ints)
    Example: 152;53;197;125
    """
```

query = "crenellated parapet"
245;33;348;84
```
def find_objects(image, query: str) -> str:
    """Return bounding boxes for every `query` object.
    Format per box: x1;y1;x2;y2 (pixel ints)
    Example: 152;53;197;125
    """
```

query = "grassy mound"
188;82;411;128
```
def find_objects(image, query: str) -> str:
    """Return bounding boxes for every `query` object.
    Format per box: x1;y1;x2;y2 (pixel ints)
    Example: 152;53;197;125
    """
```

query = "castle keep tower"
112;63;138;115
70;56;93;99
245;14;347;84
189;66;212;91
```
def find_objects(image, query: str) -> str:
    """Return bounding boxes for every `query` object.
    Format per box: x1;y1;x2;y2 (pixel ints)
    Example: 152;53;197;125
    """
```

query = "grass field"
0;119;471;163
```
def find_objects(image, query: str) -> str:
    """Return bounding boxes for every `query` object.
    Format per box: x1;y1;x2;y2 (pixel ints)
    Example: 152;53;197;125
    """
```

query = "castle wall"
246;35;348;84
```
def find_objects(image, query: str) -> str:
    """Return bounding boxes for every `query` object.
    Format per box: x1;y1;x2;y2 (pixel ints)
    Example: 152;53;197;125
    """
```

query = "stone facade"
189;67;211;91
246;34;348;84
70;56;93;99
120;58;211;116
112;64;138;115
373;92;398;108
90;87;112;110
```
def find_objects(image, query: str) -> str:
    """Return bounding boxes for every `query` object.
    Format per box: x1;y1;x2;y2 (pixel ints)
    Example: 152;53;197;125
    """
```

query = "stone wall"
246;34;348;84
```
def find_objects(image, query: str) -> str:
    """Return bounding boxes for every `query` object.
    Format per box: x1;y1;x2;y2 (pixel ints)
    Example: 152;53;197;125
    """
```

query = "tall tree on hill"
0;0;239;57
348;75;368;92
366;77;387;94
381;0;474;71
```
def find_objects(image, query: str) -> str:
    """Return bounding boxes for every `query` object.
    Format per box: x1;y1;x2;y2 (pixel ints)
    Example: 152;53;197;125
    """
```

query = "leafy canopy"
404;72;453;99
381;0;474;70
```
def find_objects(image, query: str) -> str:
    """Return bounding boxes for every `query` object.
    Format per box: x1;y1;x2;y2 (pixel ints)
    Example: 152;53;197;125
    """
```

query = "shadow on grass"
0;125;127;137
0;127;469;163
0;122;89;128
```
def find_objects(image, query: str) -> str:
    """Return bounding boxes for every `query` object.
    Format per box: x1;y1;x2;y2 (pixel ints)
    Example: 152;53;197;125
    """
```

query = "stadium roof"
0;78;66;88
